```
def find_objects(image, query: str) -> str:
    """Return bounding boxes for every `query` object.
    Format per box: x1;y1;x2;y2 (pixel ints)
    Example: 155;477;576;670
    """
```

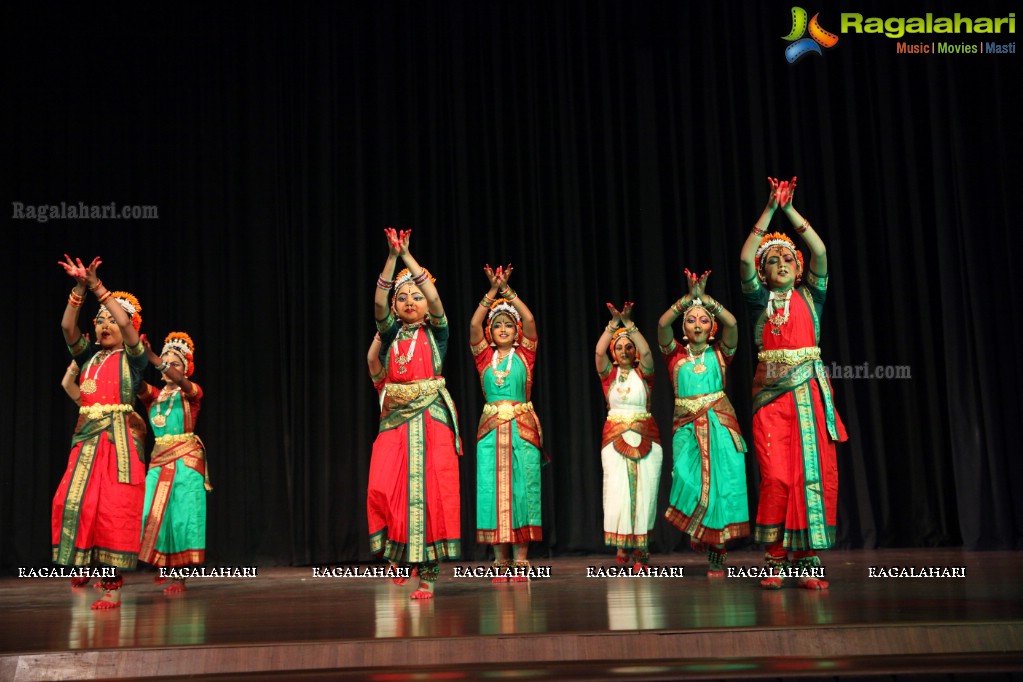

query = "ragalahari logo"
783;7;839;63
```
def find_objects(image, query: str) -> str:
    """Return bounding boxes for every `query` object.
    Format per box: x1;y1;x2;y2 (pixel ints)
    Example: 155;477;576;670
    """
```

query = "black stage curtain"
5;0;1021;570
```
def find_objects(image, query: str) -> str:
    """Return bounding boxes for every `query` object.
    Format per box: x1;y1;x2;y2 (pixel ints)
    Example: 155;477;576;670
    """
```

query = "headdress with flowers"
161;331;196;377
391;268;436;310
680;298;719;341
755;232;804;284
97;291;143;331
609;327;636;365
484;300;522;346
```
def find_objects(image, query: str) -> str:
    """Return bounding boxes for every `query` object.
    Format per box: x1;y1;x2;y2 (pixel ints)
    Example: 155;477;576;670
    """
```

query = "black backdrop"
5;0;1021;571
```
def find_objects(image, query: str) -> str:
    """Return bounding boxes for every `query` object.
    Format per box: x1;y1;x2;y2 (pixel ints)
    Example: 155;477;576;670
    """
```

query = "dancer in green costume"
469;264;543;581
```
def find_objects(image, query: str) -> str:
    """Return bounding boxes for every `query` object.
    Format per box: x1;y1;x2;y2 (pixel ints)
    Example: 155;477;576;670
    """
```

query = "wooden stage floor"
2;549;1022;680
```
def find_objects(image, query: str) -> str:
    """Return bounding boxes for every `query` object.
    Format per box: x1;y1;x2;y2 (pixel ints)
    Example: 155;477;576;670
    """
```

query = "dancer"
368;228;461;599
469;264;542;581
54;256;148;609
595;302;662;571
137;332;210;594
658;269;748;576
740;177;847;589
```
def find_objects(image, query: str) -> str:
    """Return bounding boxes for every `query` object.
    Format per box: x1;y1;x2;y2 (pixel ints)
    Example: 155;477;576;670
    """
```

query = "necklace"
80;350;116;395
615;368;632;396
152;387;180;428
491;348;516;386
767;289;792;335
687;345;708;374
392;326;422;375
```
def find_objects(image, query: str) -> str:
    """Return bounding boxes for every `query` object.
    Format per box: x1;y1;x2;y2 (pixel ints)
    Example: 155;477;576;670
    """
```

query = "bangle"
376;275;394;290
412;270;430;286
97;290;112;304
751;225;767;237
670;299;686;315
605;325;617;334
795;219;810;234
502;288;517;301
155;361;170;373
68;290;86;308
479;296;494;309
88;279;103;292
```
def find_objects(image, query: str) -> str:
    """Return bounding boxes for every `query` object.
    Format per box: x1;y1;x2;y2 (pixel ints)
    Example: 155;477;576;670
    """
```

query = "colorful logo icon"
783;7;839;63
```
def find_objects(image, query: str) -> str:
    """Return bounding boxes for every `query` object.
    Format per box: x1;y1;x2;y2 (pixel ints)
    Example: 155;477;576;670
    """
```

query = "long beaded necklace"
687;345;708;374
391;325;423;375
80;349;116;395
491;348;516;386
151;386;180;428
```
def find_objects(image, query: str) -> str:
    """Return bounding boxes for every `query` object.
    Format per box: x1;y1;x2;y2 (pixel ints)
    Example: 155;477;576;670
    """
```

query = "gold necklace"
152;387;180;427
392;326;421;375
687;345;708;374
80;350;115;395
491;348;516;386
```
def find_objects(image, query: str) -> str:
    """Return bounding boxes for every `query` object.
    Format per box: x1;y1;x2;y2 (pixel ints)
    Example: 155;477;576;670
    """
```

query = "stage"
2;549;1022;680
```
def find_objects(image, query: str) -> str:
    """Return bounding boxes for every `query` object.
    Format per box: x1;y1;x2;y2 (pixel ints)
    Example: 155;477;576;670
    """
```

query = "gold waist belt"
155;433;198;445
385;377;446;402
79;403;135;419
482;401;534;421
757;346;821;365
675;391;725;414
606;411;652;424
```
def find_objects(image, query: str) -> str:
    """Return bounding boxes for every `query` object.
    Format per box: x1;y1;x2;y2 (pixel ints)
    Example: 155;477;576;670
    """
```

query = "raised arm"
595;303;622;374
78;257;139;347
699;292;738;352
397;230;444;319
142;335;195;395
470;265;502;346
494;265;536;339
740;178;780;283
375;229;401;322
658;269;705;348
619;303;653;374
777;177;827;275
58;254;90;346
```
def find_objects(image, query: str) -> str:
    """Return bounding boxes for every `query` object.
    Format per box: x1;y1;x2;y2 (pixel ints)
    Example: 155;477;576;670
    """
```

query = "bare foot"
410;586;434;600
163;580;187;595
759;576;784;590
392;565;416;586
91;588;121;610
70;576;90;588
797;577;829;590
153;575;167;585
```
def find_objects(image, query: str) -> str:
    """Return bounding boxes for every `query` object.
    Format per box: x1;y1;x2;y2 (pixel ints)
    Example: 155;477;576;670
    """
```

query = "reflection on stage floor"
2;549;1021;680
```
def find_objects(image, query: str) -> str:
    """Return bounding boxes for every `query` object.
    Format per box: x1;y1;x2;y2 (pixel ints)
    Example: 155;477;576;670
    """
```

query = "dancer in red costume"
367;229;461;599
739;178;847;589
54;256;148;609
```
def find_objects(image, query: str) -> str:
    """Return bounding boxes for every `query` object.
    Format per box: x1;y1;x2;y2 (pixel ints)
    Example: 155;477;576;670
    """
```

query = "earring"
682;334;688;341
